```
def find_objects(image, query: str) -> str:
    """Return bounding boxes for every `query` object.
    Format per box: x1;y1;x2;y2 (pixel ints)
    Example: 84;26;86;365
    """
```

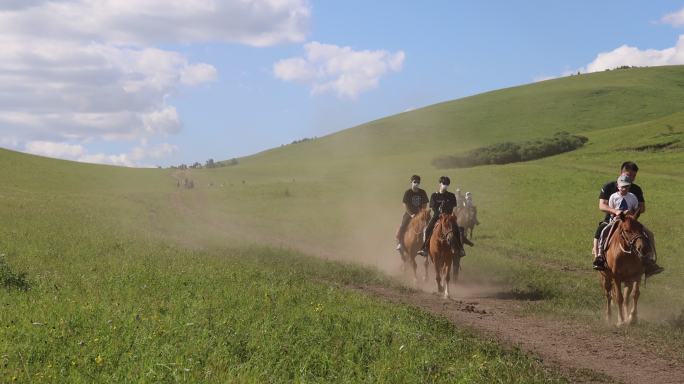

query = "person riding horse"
417;176;473;257
464;191;480;226
395;175;429;251
592;162;663;277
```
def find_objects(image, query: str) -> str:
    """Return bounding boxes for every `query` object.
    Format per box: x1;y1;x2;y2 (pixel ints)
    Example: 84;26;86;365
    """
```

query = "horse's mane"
407;209;431;232
621;214;644;233
439;212;458;227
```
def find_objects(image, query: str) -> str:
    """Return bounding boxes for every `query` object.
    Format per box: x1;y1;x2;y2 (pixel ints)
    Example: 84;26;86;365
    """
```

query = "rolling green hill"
1;65;684;381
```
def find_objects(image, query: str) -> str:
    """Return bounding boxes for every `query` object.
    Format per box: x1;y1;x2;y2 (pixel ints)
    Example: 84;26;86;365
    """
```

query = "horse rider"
464;191;480;225
395;175;429;251
592;162;663;277
456;188;465;208
417;176;473;257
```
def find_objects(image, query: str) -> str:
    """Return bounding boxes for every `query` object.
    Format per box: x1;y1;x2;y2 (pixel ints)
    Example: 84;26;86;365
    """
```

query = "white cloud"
142;107;182;136
541;35;684;82
0;0;310;47
662;7;684;27
584;35;684;72
24;140;178;167
274;42;405;99
25;141;85;158
0;0;311;165
181;63;218;85
0;39;204;142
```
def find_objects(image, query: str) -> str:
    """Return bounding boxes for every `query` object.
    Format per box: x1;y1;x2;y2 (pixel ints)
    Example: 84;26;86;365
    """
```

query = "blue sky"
2;1;684;166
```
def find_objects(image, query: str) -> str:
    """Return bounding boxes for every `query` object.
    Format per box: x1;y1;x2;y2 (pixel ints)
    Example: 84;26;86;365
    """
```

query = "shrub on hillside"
432;132;588;169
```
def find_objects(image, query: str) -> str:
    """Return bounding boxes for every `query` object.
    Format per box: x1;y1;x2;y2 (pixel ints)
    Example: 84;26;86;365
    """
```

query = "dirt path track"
351;283;683;384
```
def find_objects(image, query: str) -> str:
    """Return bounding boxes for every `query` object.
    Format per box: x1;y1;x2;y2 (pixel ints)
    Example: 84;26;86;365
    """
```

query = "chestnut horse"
400;209;430;283
456;206;476;240
429;213;462;298
600;214;649;326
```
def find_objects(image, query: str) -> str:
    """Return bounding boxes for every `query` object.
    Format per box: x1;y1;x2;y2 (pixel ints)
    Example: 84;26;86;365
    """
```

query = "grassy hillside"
1;65;684;381
0;149;564;382
186;66;684;343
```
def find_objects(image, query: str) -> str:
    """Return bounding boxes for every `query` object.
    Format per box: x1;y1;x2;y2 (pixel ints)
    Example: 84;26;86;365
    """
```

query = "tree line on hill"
169;158;239;170
432;132;588;169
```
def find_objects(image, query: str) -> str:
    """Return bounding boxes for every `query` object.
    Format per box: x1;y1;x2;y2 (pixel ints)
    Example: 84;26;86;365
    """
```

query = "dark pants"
594;220;609;240
397;212;413;242
421;213;441;250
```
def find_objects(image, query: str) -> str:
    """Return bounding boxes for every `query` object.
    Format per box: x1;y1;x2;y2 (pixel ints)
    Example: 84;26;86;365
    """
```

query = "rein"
618;229;645;256
438;217;457;243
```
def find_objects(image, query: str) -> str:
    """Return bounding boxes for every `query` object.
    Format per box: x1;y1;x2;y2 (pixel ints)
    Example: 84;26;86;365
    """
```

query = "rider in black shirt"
592;161;663;277
417;176;473;257
395;175;429;251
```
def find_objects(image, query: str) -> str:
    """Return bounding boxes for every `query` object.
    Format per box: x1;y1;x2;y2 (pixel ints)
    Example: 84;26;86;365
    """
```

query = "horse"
599;214;649;326
456;205;477;240
399;209;430;283
428;213;462;298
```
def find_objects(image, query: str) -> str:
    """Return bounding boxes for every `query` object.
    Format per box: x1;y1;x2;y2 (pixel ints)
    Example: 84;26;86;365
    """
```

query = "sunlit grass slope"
189;66;684;346
0;156;564;380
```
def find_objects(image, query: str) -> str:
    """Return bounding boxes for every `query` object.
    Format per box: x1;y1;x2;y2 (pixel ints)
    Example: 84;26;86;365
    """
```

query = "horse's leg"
629;281;640;325
444;256;451;299
623;284;633;322
434;258;443;293
452;256;461;284
601;273;612;324
410;252;418;285
399;249;406;273
423;254;429;282
614;279;625;326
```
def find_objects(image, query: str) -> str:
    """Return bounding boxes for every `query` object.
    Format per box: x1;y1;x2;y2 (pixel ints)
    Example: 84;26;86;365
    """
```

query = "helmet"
410;174;421;183
438;176;450;186
465;191;472;197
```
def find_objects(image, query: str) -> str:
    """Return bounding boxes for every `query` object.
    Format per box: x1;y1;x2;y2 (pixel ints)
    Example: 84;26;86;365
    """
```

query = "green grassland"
0;152;563;382
2;65;684;381
185;66;684;344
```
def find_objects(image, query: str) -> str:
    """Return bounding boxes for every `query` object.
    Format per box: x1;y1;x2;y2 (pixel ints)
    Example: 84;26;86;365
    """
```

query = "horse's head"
439;214;461;254
619;214;648;258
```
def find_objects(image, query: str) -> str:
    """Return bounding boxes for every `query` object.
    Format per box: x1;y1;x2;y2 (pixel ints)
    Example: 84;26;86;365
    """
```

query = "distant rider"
417;176;473;257
395;175;429;251
464;191;480;225
456;188;465;208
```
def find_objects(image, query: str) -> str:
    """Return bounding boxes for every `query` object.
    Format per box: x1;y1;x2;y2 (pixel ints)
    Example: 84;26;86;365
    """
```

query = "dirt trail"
349;279;683;384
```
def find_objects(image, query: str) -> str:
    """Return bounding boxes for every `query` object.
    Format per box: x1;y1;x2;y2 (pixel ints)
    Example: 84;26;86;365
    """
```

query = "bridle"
618;229;646;257
438;215;460;253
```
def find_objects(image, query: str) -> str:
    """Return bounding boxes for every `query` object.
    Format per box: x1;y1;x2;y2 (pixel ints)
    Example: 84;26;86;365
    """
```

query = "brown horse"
429;213;462;298
456;206;477;240
400;209;430;283
600;214;649;326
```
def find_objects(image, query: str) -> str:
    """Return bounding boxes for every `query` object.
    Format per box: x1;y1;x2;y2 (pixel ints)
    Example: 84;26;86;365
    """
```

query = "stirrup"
592;256;606;271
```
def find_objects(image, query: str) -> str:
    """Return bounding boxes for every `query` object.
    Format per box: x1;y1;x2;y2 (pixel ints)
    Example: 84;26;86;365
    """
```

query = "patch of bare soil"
347;280;684;384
